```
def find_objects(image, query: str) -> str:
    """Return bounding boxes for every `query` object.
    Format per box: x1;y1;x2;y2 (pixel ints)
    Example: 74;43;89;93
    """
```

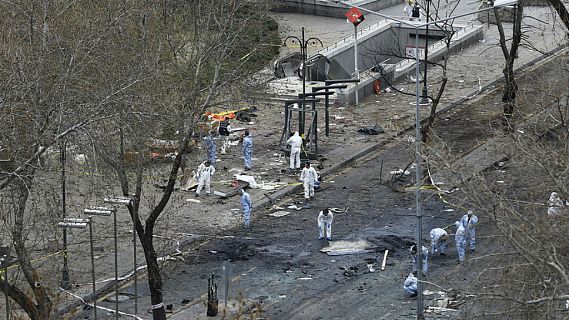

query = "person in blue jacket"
242;130;253;170
204;131;217;166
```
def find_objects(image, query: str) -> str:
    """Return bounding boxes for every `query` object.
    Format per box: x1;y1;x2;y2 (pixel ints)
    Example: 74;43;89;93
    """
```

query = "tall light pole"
60;139;71;290
329;1;518;318
346;7;365;106
104;196;137;316
284;29;323;136
84;207;116;319
420;0;431;105
58;218;97;320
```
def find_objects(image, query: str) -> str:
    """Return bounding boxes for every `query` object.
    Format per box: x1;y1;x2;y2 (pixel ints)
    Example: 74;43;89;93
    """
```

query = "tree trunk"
10;176;53;320
421;77;448;144
494;4;523;128
141;234;166;320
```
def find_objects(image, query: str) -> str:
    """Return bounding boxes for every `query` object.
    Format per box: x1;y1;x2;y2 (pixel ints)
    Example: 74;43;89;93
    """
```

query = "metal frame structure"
58;218;97;319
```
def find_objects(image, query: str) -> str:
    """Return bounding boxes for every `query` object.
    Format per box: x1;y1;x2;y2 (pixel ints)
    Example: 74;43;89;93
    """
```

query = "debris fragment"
268;211;290;217
381;250;389;271
235;174;258;188
186;199;201;203
357;125;385;135
321;239;377;256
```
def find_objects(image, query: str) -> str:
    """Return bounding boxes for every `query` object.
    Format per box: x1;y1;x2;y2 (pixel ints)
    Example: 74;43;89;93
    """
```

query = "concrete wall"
318;21;450;81
272;0;401;18
333;23;484;104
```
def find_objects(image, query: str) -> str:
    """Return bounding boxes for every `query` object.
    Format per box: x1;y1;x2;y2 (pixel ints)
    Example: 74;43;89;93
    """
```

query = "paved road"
97;139;466;320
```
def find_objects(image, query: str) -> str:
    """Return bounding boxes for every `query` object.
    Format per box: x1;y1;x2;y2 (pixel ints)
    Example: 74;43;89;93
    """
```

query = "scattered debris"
357;125;385;135
329;207;349;214
321;239;377;256
287;204;303;211
186;199;201;203
367;264;375;272
297;277;312;280
390;169;410;176
235;174;258;188
268;211;290;217
381;250;389;271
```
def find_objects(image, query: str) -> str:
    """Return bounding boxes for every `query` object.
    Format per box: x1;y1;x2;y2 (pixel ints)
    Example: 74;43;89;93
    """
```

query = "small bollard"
206;273;218;317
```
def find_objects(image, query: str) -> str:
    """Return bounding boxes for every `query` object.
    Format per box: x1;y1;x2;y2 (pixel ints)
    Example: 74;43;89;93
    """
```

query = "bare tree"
493;2;524;128
425;54;569;318
84;1;278;319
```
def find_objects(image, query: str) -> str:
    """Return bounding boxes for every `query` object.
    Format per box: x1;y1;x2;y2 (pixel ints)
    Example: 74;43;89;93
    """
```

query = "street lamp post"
329;1;518;318
345;7;365;106
58;218;97;320
284;28;323;136
104;196;137;316
60;140;71;290
420;0;431;105
84;207;116;319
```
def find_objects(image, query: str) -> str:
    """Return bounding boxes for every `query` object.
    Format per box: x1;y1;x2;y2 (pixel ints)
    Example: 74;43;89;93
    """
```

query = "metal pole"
2;259;9;320
113;212;118;320
420;0;430;104
88;218;97;320
325;88;330;137
354;24;359;106
414;29;425;320
300;27;306;136
133;207;138;316
60;140;71;290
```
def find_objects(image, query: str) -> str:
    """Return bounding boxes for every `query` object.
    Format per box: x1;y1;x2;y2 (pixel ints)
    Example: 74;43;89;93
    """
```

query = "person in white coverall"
459;210;479;251
195;161;215;196
455;221;467;262
403;272;418;297
318;208;334;240
429;228;448;256
286;131;303;170
547;192;565;215
300;161;318;200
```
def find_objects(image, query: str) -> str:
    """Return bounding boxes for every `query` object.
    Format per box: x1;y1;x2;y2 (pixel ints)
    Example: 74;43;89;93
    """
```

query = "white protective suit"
403;273;418;296
195;162;215;195
460;210;479;250
548;192;565;215
318;210;334;240
429;228;448;255
300;165;318;199
286;131;303;169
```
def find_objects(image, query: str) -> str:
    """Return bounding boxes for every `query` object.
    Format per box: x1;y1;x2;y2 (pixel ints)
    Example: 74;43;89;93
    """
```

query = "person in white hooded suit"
286;131;303;170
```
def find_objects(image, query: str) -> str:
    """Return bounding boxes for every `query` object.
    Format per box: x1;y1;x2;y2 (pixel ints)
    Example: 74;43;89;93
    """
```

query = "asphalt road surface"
95;139;464;320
